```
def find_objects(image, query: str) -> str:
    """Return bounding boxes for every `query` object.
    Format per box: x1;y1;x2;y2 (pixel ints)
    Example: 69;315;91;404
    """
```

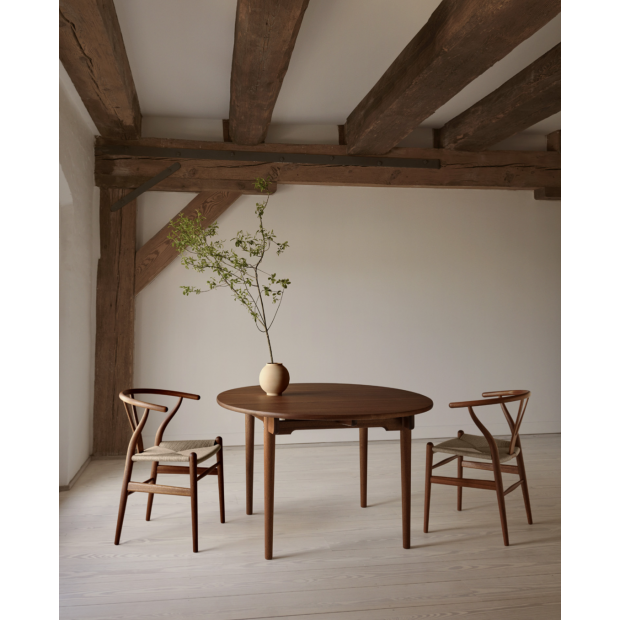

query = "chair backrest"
119;389;200;456
449;390;531;456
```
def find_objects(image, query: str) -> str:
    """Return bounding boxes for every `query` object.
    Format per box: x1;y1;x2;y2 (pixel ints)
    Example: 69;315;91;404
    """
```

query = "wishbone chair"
114;389;225;553
424;390;533;546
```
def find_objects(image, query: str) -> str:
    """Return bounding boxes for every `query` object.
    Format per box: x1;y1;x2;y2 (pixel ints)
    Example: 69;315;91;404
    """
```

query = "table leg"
359;427;368;508
400;425;412;549
245;414;255;515
264;421;276;560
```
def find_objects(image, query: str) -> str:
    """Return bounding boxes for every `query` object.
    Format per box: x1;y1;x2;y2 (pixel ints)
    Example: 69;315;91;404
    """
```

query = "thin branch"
267;290;285;331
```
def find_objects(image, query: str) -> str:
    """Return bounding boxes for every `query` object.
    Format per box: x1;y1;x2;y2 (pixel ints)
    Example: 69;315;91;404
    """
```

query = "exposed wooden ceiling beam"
135;191;242;294
97;175;276;195
546;130;561;153
437;44;561;151
59;0;141;139
229;0;309;145
344;0;561;156
535;130;560;201
96;137;560;192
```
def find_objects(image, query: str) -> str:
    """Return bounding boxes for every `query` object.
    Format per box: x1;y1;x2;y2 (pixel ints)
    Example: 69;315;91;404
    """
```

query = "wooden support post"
93;189;136;456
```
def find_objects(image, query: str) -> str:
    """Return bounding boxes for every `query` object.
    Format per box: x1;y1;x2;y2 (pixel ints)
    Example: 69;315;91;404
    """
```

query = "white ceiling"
115;0;560;132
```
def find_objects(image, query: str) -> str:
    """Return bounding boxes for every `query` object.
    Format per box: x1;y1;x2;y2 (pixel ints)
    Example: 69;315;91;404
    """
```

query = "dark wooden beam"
337;125;346;146
535;130;561;201
229;0;309;145
97;175;275;195
59;0;141;139
135;191;242;295
222;119;232;143
344;0;561;156
547;130;561;153
93;189;136;456
95;137;560;192
438;44;561;150
534;187;560;200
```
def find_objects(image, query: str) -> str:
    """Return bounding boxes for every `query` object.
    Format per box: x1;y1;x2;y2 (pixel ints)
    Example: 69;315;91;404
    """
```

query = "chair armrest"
450;390;530;409
129;388;200;401
119;391;168;413
482;390;528;398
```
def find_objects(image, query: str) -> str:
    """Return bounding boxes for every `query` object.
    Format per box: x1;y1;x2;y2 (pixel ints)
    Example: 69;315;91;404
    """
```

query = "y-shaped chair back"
450;389;531;460
120;389;197;458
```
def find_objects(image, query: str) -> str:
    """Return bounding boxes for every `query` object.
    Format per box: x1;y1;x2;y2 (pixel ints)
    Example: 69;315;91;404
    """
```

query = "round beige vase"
259;363;290;396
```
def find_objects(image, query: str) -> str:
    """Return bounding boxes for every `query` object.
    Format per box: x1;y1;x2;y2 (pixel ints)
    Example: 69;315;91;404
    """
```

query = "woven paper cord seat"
132;439;221;464
432;433;520;464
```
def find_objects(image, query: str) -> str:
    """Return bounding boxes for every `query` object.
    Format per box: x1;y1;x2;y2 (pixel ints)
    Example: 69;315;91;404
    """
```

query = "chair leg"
491;456;510;546
145;462;158;521
189;452;198;553
516;449;533;525
114;458;133;545
423;443;433;533
216;436;225;524
457;430;464;511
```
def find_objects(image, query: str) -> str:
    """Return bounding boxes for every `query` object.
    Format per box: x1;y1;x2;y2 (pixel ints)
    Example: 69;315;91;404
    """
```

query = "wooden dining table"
217;383;433;559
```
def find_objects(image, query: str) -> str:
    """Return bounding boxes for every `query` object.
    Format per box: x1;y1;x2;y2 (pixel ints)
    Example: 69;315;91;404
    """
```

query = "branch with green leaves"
167;177;290;363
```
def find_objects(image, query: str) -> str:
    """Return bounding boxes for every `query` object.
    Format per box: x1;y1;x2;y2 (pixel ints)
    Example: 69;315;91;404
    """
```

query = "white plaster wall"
59;80;98;486
134;185;560;447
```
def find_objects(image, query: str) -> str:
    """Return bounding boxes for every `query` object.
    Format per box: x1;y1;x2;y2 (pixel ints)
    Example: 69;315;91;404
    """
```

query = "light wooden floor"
60;434;560;619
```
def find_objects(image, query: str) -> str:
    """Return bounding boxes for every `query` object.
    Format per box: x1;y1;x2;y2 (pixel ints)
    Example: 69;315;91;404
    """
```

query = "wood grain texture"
59;0;141;139
59;435;560;618
93;189;136;456
95;137;561;191
229;0;309;145
344;0;561;155
134;191;241;294
438;44;561;150
217;383;434;420
535;130;561;201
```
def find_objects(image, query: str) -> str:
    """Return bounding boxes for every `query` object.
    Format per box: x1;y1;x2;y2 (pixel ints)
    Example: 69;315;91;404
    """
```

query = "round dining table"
217;383;433;559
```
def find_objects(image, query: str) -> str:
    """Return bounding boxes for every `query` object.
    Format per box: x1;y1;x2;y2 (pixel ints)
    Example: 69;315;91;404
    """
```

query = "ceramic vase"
259;363;290;396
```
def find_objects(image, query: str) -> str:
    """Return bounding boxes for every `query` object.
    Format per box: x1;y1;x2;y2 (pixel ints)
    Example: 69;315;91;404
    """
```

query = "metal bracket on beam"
99;146;441;170
110;162;181;212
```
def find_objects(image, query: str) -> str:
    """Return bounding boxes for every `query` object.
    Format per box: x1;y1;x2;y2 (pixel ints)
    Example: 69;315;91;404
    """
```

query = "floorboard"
59;434;560;619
